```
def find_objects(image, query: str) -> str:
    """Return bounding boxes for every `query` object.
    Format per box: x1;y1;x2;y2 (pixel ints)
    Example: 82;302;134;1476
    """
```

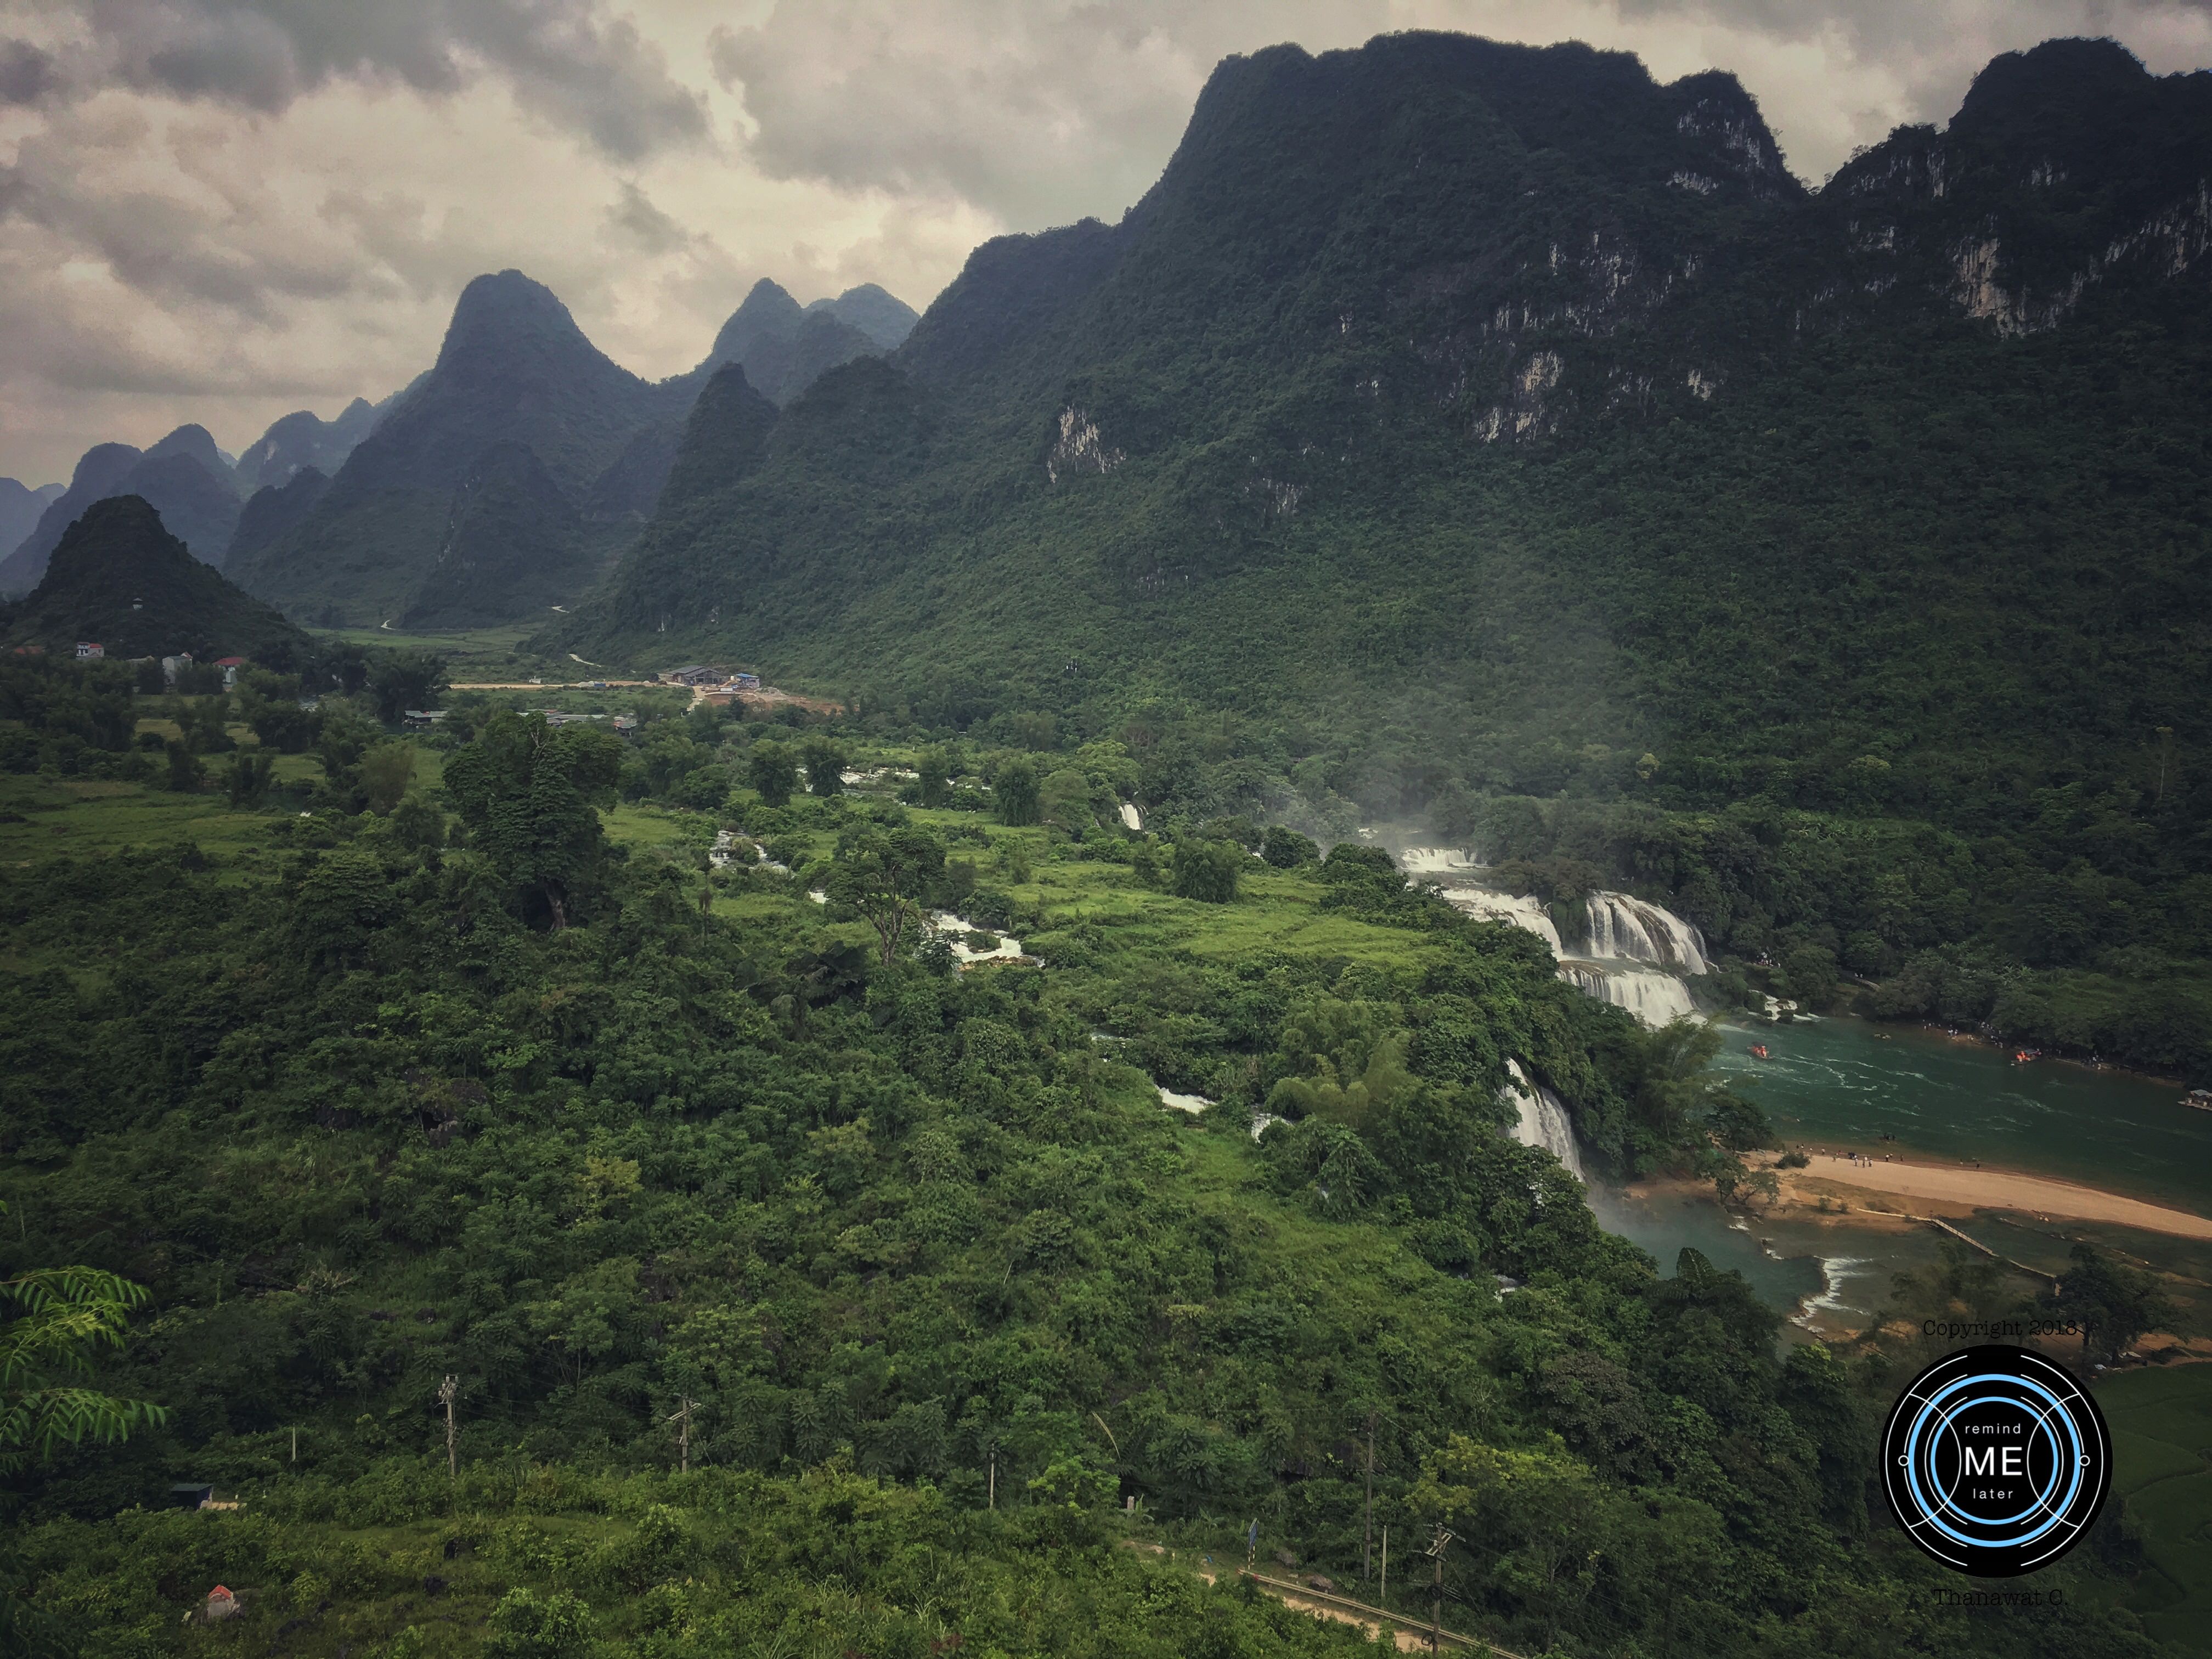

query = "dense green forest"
0;653;2196;1658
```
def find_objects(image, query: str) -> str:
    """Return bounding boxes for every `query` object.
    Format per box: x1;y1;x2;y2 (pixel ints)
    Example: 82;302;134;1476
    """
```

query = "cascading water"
1581;892;1708;974
1501;1059;1585;1181
1401;847;1480;875
1555;961;1700;1025
1404;851;1709;1029
1439;887;1566;956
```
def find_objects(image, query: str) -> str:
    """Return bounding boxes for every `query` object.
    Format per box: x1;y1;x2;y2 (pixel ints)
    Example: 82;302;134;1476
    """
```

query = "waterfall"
1555;961;1700;1026
1119;803;1142;831
1501;1059;1585;1181
1440;887;1565;956
1398;853;1708;1031
1401;846;1479;874
1579;892;1708;975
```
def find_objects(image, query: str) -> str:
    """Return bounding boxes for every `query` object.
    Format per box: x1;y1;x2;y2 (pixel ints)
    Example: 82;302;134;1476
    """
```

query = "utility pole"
1363;1412;1376;1589
290;1427;298;1466
1424;1525;1455;1654
438;1375;459;1482
1380;1525;1389;1607
988;1441;997;1511
667;1396;695;1474
2157;726;2175;805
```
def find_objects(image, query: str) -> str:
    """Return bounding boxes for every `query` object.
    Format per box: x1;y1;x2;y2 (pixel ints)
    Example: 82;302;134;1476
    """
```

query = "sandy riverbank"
1778;1154;2212;1240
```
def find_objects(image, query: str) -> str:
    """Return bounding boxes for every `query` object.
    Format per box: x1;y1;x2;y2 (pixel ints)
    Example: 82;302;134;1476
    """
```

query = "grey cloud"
37;0;710;161
706;1;1323;228
604;180;692;255
0;37;59;104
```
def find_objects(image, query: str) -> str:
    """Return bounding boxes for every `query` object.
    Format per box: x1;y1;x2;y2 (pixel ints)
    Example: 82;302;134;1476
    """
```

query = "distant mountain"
0;424;252;593
226;466;332;571
0;479;64;561
235;399;380;492
227;270;695;628
700;279;907;405
138;422;232;482
0;442;146;595
805;283;921;351
1;495;312;666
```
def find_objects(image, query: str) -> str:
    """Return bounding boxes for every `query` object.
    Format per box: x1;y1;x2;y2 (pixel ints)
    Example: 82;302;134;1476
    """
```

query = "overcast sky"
2;0;2209;484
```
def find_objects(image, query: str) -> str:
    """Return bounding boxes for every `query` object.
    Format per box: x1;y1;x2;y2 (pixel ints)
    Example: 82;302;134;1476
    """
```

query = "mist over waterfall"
1502;1059;1585;1181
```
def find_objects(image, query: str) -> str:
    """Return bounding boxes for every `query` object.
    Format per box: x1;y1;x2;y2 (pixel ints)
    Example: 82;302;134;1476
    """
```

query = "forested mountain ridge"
549;33;2212;1075
0;426;248;592
0;494;313;664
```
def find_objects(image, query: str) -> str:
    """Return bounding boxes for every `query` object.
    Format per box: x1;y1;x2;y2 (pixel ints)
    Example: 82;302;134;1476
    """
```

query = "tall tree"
443;711;623;928
994;758;1040;827
748;740;798;807
2054;1244;2174;1363
801;736;845;797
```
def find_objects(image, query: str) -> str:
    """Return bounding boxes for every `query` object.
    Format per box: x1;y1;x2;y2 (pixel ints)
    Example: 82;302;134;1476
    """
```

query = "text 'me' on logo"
1880;1344;2112;1577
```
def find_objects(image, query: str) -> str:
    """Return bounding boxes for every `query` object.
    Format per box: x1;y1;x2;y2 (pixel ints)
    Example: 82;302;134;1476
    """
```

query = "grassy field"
2096;1364;2212;1649
310;622;555;679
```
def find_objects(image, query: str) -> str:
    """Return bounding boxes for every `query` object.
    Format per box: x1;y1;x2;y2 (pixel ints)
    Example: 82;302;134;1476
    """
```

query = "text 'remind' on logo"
1880;1343;2111;1578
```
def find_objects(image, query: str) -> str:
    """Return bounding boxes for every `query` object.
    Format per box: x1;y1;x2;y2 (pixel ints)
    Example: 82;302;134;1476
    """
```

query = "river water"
1584;1014;2212;1331
1707;1015;2212;1215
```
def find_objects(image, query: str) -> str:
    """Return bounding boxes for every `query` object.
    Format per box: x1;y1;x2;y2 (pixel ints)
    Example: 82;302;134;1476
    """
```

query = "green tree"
484;1588;591;1659
366;650;449;725
359;742;416;815
1170;838;1240;902
443;712;623;929
1040;768;1095;835
748;740;798;807
161;738;200;793
916;746;952;808
1261;825;1318;868
801;737;845;797
1;1233;165;1659
223;748;275;808
1;1235;164;1474
2055;1243;2174;1363
994;758;1041;826
315;698;381;786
